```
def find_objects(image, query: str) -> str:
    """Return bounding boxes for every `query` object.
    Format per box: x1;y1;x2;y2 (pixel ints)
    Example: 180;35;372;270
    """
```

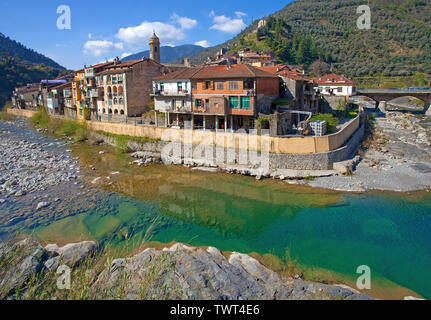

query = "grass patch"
30;106;51;128
30;107;89;141
97;131;160;154
310;113;339;133
0;102;16;120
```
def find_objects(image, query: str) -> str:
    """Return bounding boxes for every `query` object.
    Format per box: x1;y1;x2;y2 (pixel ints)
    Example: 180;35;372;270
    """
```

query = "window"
205;99;209;107
160;82;164;92
216;81;224;90
205;81;212;90
177;82;183;92
192;81;197;90
229;96;239;109
240;96;251;109
337;87;343;93
229;81;238;90
195;99;203;107
243;78;254;90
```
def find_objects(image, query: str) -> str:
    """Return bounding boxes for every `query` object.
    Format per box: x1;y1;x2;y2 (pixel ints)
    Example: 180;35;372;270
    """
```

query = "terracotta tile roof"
51;81;72;90
193;64;277;79
311;73;355;86
153;67;204;81
88;61;115;69
256;65;308;81
96;68;130;76
153;64;278;81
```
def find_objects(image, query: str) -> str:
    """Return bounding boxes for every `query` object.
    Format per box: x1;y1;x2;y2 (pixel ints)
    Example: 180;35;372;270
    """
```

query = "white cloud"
120;52;132;59
171;13;197;30
194;40;211;48
209;11;247;34
83;40;124;57
116;21;186;45
235;11;247;17
88;33;93;39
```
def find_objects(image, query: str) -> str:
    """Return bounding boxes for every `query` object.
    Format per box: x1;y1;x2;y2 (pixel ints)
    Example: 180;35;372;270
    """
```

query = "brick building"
152;64;280;132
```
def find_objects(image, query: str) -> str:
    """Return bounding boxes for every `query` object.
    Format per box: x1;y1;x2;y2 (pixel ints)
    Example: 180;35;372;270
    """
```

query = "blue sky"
0;0;292;70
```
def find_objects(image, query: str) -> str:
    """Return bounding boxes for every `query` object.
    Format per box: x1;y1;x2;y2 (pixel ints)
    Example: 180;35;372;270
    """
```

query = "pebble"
36;201;51;210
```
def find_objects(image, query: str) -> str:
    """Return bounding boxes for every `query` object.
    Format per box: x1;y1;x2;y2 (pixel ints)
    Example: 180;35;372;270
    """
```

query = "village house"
95;57;182;120
265;65;320;113
152;64;280;132
72;61;116;120
311;73;356;96
12;83;40;110
46;81;73;115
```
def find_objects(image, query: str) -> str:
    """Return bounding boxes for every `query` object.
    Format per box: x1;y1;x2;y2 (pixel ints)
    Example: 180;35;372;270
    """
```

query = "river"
1;119;430;300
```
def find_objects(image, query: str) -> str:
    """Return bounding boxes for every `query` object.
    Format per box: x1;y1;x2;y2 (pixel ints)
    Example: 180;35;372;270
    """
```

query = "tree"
309;60;330;76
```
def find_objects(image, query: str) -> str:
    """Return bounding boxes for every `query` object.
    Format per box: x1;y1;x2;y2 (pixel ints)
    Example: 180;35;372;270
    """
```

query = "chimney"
226;60;231;70
183;57;191;67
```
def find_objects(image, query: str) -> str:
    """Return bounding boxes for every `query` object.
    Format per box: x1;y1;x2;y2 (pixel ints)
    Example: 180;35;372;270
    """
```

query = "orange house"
152;64;280;132
191;64;279;131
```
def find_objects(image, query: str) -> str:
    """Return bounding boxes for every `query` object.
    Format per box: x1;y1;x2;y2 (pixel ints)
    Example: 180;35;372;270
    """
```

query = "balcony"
89;89;99;98
85;69;95;78
151;90;190;97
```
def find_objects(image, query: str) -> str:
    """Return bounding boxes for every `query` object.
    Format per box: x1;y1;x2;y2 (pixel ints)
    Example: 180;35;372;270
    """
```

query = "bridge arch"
355;89;431;115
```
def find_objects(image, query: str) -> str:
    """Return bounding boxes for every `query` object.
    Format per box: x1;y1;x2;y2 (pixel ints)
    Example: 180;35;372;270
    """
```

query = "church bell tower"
149;31;160;63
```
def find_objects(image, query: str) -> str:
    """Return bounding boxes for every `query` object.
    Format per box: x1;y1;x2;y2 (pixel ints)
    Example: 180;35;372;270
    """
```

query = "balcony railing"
151;90;190;97
89;89;98;98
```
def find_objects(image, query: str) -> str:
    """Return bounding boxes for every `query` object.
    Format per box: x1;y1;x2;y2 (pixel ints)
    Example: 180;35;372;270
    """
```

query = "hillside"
0;33;67;109
121;44;204;64
186;0;431;77
0;55;66;109
0;33;65;70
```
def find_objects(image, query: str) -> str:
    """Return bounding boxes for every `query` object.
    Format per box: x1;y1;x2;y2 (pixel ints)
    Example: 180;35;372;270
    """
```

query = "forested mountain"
122;44;204;64
186;0;431;77
0;33;66;109
0;33;64;70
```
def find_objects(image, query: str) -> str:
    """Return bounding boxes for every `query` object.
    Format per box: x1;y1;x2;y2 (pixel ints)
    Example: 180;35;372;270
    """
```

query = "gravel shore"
307;112;431;192
0;119;80;199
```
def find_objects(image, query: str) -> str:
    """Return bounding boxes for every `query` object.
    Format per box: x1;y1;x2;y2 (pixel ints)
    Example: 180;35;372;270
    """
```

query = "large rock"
44;241;98;267
90;243;372;300
0;238;49;299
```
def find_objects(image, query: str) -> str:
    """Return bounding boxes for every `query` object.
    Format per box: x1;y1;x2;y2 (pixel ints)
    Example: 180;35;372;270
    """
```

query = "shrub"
116;135;132;153
310;113;339;133
30;106;50;127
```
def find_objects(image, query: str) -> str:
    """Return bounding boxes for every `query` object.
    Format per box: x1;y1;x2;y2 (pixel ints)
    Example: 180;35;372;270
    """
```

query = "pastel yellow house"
72;69;86;120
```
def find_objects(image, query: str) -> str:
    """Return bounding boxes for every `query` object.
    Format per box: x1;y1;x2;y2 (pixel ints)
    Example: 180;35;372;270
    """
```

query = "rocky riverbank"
307;112;431;192
0;118;80;199
0;238;373;300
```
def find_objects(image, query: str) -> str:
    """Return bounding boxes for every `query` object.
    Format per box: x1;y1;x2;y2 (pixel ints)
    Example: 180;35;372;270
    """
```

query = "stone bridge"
355;88;431;115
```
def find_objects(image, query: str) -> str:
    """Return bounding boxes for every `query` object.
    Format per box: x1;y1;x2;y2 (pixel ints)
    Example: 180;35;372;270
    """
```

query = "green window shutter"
229;96;239;109
241;96;250;109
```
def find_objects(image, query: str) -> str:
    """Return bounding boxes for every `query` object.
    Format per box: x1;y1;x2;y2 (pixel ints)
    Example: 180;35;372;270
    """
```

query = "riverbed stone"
36;201;51;210
45;241;98;267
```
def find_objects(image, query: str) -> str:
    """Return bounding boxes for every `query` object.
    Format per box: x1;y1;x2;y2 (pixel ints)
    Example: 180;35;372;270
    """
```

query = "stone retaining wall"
7;108;364;170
